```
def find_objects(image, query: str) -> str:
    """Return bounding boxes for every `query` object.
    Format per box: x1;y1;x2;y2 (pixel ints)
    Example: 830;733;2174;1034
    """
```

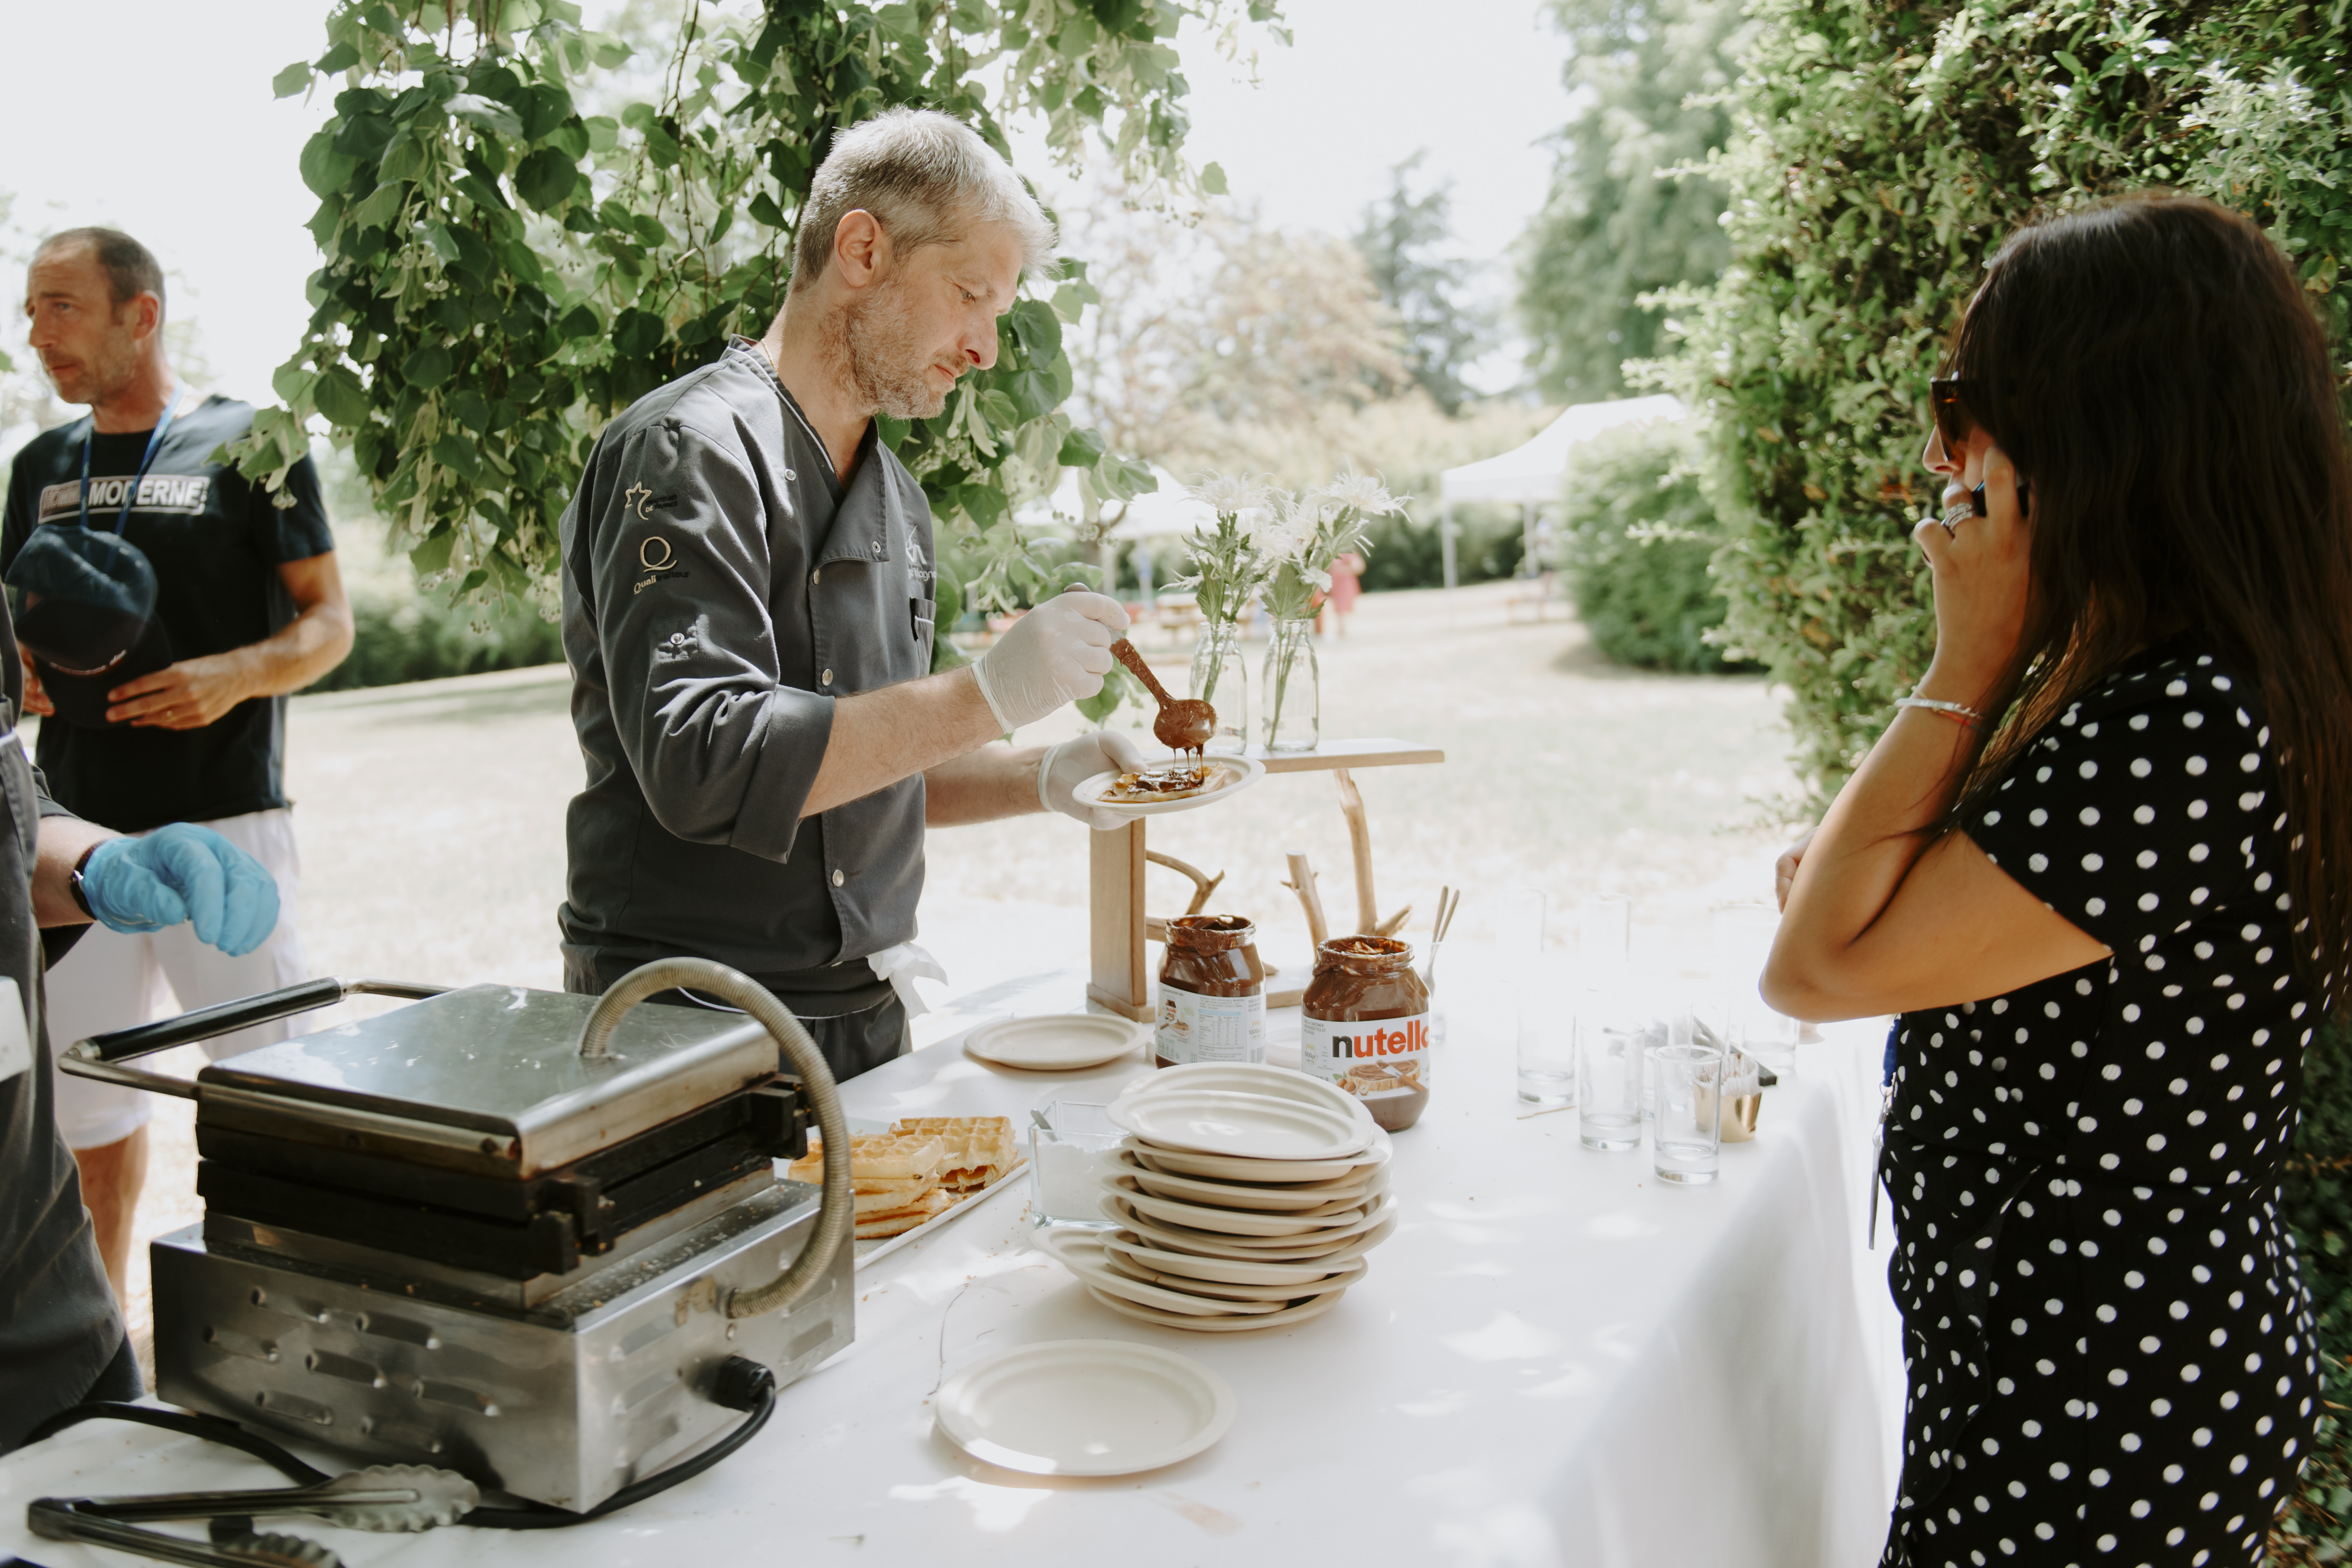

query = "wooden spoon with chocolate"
1109;639;1217;755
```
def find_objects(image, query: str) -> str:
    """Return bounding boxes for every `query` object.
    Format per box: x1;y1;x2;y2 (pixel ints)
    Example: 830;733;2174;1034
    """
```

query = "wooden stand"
1085;738;1445;1021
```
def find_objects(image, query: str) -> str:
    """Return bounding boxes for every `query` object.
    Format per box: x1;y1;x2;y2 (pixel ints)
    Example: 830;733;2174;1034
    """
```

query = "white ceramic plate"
1116;1152;1377;1213
933;1338;1236;1477
1105;1247;1367;1301
1125;1135;1388;1186
1071;753;1266;819
1037;1228;1284;1316
1107;1176;1365;1237
1136;1062;1373;1128
1082;1283;1347;1333
1105;1219;1396;1284
963;1013;1146;1072
1106;1191;1399;1256
1110;1089;1371;1162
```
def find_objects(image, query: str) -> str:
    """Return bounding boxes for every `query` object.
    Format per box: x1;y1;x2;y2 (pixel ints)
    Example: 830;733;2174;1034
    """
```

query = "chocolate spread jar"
1301;936;1431;1131
1156;915;1265;1068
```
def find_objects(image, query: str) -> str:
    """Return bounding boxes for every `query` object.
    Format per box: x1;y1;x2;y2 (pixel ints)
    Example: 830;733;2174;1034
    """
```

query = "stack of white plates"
1035;1063;1396;1330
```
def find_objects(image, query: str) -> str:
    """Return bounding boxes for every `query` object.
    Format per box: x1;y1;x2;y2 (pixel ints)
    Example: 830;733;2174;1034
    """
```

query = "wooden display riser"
1086;737;1445;1022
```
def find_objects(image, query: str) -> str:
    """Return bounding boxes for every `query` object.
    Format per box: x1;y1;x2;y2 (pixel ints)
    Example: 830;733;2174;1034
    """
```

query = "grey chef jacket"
557;339;936;1013
0;588;122;1452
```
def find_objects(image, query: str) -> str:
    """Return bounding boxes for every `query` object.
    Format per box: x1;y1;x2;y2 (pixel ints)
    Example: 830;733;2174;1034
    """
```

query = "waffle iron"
58;959;857;1514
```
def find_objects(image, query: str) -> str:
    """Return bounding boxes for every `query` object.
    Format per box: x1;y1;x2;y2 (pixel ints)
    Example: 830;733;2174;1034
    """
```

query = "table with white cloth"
0;950;1902;1568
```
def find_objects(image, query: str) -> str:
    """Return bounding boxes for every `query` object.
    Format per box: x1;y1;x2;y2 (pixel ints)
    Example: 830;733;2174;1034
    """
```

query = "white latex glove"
969;588;1129;732
1039;729;1150;830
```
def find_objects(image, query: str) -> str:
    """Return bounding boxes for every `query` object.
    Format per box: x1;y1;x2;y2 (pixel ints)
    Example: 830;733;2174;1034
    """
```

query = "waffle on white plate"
789;1118;1016;1237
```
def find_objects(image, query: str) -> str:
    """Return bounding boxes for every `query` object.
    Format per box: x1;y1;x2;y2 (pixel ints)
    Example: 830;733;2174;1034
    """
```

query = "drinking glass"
1029;1101;1124;1228
1652;1044;1726;1184
1576;1010;1643;1152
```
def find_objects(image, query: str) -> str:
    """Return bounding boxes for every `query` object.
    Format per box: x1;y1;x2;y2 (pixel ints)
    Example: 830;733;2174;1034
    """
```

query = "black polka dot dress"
1880;640;2324;1567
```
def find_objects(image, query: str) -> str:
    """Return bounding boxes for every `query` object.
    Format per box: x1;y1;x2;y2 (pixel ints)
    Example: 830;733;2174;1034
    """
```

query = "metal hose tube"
579;957;851;1320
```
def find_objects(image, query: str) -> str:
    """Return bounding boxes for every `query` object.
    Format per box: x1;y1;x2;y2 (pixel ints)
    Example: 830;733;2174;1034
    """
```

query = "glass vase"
1186;622;1249;754
1261;617;1320;753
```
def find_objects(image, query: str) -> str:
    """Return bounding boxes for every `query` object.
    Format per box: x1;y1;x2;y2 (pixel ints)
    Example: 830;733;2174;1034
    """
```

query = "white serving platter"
1109;1089;1371;1163
933;1338;1236;1476
1071;753;1266;819
1137;1062;1372;1127
962;1013;1147;1072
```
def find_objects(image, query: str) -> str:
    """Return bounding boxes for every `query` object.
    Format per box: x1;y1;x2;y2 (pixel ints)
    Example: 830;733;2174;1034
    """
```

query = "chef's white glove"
969;588;1129;732
1039;729;1149;831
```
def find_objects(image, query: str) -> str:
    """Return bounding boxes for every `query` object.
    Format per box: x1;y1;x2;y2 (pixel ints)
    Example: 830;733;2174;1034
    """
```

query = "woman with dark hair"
1765;190;2351;1566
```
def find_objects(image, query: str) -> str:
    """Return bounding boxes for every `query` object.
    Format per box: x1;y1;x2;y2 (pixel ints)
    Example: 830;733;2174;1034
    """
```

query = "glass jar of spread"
1156;915;1265;1068
1301;936;1431;1131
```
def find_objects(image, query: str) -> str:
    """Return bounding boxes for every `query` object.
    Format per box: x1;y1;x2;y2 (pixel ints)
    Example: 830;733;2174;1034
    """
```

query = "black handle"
82;977;449;1063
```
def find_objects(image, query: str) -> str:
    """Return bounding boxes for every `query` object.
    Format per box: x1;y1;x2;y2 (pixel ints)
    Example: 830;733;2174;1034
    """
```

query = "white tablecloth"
0;971;1900;1568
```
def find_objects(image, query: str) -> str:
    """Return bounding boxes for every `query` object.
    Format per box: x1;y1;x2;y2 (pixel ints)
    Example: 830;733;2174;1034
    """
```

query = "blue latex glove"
81;824;280;957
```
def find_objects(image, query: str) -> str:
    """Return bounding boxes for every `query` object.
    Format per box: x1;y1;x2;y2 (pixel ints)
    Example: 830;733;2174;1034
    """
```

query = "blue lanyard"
78;383;184;535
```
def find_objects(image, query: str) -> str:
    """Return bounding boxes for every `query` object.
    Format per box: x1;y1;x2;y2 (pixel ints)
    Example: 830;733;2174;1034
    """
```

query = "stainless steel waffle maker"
57;958;856;1515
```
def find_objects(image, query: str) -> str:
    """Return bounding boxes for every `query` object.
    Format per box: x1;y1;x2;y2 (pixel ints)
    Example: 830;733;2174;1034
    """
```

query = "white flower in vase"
1187;471;1272;520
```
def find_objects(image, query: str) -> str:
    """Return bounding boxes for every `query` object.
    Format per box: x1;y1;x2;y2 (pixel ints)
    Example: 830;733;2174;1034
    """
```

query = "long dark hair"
1944;192;2352;1015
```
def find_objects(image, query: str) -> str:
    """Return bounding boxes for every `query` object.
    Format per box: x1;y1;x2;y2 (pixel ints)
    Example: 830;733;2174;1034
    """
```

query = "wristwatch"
67;842;100;919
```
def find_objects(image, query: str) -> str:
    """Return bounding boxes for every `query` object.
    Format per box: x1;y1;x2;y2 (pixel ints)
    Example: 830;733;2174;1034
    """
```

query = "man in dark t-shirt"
2;227;353;1300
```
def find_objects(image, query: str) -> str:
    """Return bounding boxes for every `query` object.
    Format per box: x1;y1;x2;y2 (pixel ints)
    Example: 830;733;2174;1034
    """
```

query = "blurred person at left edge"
0;581;283;1450
2;227;354;1307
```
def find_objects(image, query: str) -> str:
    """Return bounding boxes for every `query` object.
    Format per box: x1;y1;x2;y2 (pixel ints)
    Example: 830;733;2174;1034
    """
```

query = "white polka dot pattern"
1880;646;2321;1567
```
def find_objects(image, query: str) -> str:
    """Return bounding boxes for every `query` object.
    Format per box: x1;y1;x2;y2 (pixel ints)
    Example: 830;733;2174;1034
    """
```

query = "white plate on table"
1037;1227;1283;1316
1082;1283;1347;1332
1124;1133;1389;1186
1105;1218;1396;1284
1110;1089;1371;1163
962;1013;1146;1072
1107;1175;1366;1236
1134;1062;1372;1128
1117;1152;1382;1213
1107;1191;1399;1257
1105;1246;1367;1301
933;1339;1235;1476
1071;753;1266;819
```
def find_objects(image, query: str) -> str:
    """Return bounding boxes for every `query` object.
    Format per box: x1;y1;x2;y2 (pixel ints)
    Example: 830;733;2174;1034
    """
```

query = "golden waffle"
890;1118;1013;1182
851;1178;940;1216
853;1188;956;1239
787;1131;946;1186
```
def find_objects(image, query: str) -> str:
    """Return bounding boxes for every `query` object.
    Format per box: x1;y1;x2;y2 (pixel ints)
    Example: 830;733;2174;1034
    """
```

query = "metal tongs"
29;1463;479;1568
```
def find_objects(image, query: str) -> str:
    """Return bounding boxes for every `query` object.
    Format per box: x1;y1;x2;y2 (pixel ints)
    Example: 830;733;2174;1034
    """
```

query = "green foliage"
2277;1022;2352;1558
1354;154;1491;416
1516;0;1745;401
1556;420;1741;672
249;0;1280;620
303;583;563;693
1654;0;2352;806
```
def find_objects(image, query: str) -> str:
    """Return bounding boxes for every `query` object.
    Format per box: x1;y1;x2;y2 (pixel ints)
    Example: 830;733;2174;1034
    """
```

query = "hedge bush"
1555;421;1743;672
302;585;562;695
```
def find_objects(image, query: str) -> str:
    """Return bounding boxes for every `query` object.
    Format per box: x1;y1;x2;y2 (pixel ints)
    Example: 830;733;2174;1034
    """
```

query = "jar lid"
1313;935;1415;971
1166;914;1254;950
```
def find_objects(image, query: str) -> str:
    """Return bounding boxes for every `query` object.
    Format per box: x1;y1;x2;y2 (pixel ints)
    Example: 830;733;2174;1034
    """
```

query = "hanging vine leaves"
241;0;1284;615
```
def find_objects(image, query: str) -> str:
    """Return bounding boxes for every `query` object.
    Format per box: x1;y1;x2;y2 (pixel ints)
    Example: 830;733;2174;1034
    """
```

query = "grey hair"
789;108;1056;293
35;227;166;323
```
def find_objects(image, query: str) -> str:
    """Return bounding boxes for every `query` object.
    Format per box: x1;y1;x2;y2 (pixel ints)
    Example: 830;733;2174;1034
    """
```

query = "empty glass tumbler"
1577;1015;1644;1151
1651;1043;1726;1184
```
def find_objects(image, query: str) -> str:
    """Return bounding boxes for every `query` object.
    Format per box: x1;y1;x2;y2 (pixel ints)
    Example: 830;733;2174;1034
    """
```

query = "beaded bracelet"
1894;694;1986;730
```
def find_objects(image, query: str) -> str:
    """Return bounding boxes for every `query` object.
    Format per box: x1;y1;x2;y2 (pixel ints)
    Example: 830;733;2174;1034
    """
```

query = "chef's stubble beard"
834;277;946;420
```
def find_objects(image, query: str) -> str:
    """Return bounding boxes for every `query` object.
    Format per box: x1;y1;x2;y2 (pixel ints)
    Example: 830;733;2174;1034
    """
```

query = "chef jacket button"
832;870;845;887
811;569;821;587
784;467;797;481
821;669;833;686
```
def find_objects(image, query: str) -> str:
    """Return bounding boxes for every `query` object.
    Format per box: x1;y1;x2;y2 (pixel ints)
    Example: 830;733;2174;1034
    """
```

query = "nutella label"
1302;1012;1431;1100
1157;984;1266;1064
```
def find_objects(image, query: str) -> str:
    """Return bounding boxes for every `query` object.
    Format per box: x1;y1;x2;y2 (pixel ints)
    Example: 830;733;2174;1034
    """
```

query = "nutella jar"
1300;936;1431;1132
1156;915;1266;1068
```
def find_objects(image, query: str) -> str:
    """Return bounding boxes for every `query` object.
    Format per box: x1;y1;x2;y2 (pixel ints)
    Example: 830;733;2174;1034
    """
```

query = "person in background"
1327;549;1364;636
1764;192;2349;1565
0;562;281;1448
2;228;354;1303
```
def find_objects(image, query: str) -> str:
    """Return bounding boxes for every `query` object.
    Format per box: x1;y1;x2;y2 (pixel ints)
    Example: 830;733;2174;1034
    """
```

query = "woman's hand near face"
1912;442;2032;707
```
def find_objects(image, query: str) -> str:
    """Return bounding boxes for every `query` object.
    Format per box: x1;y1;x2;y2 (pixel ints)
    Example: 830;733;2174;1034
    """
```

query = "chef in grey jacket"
558;108;1145;1082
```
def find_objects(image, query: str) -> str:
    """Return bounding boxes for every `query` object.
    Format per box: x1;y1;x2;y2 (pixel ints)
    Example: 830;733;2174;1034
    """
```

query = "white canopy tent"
1435;394;1684;588
1012;465;1212;599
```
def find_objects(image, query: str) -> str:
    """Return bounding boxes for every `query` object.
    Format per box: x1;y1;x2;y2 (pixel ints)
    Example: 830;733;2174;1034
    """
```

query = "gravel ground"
81;578;1804;1374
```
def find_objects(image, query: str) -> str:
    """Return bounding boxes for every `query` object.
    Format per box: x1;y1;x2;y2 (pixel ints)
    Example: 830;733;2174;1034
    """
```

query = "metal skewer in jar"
1301;936;1432;1131
1156;915;1266;1068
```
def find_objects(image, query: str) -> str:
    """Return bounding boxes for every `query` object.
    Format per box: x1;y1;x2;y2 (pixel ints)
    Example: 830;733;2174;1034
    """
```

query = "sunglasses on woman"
1930;377;2032;518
